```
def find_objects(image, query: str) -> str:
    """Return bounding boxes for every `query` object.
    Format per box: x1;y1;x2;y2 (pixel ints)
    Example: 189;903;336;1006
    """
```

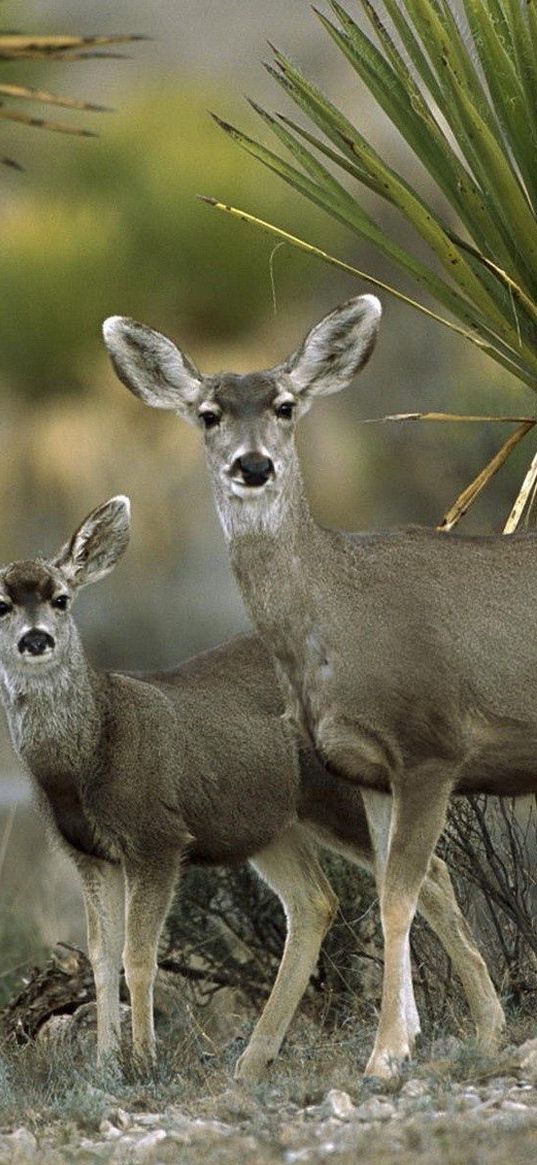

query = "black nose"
18;629;55;656
233;452;274;487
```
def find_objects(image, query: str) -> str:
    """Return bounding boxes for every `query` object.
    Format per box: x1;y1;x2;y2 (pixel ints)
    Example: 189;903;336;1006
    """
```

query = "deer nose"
18;629;55;656
233;452;274;487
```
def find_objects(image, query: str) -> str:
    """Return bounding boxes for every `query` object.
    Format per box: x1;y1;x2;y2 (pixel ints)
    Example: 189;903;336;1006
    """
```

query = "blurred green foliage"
0;84;342;400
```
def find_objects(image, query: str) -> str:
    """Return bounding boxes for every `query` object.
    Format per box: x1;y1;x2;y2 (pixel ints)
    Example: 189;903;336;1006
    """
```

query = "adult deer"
103;297;519;1077
0;494;501;1080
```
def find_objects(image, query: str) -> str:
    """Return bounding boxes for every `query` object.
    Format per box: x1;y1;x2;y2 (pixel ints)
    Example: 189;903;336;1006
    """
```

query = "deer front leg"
123;853;182;1069
235;823;338;1084
76;855;125;1067
361;790;421;1050
365;767;455;1079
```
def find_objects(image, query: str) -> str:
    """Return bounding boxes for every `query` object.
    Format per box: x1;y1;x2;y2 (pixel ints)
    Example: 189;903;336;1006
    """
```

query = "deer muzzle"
18;629;55;657
231;452;275;488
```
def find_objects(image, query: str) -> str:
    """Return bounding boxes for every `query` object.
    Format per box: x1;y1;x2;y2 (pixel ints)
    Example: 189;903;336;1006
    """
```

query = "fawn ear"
102;316;204;423
284;295;381;409
54;496;131;588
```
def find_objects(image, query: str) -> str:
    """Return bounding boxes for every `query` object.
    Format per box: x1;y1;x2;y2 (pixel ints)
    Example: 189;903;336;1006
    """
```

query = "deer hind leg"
364;767;455;1079
419;854;505;1051
361;790;421;1049
123;853;182;1069
76;855;125;1067
234;823;338;1084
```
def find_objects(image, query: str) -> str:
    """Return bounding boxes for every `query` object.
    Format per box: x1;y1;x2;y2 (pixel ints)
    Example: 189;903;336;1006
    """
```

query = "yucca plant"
0;24;142;170
206;1;537;526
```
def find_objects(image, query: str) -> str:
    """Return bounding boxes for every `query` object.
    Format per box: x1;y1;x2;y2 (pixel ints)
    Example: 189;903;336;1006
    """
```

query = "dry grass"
1;1009;537;1164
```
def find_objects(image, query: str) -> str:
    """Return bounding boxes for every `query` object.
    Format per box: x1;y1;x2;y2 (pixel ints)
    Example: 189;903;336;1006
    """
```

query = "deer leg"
418;854;505;1051
76;855;125;1066
365;768;455;1079
234;823;338;1084
304;810;504;1056
123;853;182;1068
361;790;421;1048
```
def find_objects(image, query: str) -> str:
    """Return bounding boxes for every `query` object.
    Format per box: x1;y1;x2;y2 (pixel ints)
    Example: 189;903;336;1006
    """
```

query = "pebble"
450;1092;483;1111
400;1078;430;1098
0;1127;38;1158
114;1109;132;1130
320;1089;356;1121
10;1055;537;1164
131;1129;168;1160
99;1119;122;1140
353;1097;396;1123
77;1139;111;1158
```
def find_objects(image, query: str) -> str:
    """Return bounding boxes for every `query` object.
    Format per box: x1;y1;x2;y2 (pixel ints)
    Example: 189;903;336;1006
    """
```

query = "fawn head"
103;296;381;529
0;497;130;684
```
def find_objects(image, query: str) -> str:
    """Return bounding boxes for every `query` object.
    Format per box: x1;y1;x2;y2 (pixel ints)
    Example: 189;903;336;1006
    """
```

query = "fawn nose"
233;452;274;487
18;629;55;656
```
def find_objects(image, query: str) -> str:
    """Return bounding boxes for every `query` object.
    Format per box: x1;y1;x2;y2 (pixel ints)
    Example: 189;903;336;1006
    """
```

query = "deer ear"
54;496;131;588
285;295;381;407
102;317;204;422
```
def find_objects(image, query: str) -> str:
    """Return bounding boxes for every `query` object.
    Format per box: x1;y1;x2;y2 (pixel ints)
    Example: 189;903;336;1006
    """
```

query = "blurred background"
1;1;536;995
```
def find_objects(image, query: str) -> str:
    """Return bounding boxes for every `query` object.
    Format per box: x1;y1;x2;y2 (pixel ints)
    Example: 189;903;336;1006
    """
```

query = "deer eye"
275;400;295;420
0;601;11;617
51;595;69;611
199;410;221;430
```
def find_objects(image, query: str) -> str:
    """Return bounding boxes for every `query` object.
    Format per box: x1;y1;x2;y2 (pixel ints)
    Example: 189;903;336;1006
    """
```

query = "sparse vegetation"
0;1005;537;1163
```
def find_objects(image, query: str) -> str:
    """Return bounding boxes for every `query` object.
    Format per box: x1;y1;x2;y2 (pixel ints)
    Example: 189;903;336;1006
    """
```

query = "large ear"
284;294;381;406
53;496;131;589
102;316;204;422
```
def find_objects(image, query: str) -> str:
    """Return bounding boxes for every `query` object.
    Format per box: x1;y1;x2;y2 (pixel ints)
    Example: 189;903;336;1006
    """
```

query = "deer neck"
221;460;326;650
0;632;105;791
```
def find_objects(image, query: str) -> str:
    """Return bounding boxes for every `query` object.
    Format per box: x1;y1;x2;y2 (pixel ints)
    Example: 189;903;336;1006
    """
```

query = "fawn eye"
51;595;69;611
0;601;11;617
199;410;221;430
275;400;295;420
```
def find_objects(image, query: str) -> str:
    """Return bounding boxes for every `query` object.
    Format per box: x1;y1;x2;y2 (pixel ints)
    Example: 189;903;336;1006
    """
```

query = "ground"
2;1016;537;1164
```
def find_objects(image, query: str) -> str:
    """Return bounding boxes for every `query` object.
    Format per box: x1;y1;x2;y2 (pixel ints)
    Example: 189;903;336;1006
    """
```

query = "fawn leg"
76;855;125;1066
123;853;181;1067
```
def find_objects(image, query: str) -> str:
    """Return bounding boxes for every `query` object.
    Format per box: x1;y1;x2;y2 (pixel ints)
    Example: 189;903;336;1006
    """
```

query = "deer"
102;295;530;1079
0;495;502;1083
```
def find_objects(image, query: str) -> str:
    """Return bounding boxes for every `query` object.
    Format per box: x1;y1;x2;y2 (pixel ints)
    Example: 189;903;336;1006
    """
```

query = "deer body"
103;296;519;1078
0;508;501;1080
232;523;537;798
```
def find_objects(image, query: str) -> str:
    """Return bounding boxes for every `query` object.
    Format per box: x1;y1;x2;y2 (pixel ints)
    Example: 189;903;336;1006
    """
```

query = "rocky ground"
3;1038;537;1164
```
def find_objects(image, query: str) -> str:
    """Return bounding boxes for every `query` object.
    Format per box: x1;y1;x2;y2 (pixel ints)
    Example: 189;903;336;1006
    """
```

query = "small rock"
399;1079;429;1099
132;1130;167;1160
321;1090;356;1121
166;1117;233;1144
77;1139;111;1159
99;1119;121;1140
114;1109;132;1130
133;1114;164;1128
315;1117;345;1139
354;1097;396;1123
0;1128;38;1158
190;1118;233;1138
510;1038;537;1082
451;1093;484;1111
